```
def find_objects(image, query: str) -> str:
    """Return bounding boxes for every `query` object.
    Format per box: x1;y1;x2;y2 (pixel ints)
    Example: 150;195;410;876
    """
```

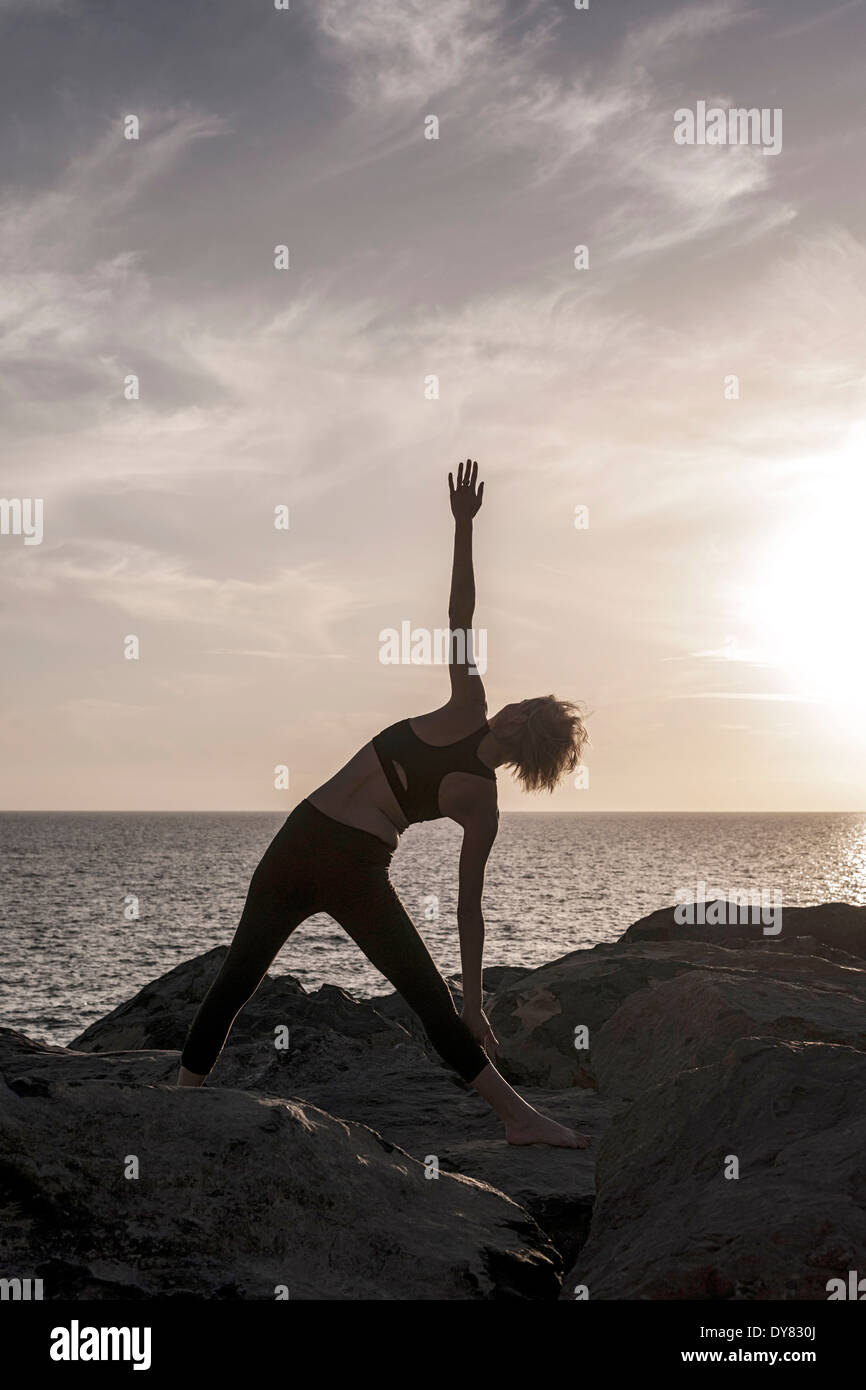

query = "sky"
1;0;866;812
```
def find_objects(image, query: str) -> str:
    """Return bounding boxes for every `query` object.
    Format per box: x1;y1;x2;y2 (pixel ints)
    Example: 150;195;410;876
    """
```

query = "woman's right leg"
178;815;315;1084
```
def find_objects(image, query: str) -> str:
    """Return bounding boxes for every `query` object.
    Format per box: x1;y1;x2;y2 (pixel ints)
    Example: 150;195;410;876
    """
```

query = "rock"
69;946;236;1052
72;949;426;1092
562;1037;866;1299
486;936;866;1091
72;947;403;1058
0;1028;560;1301
291;1068;604;1270
622;901;866;960
593;961;866;1101
14;899;865;1300
486;945;672;1090
63;950;609;1274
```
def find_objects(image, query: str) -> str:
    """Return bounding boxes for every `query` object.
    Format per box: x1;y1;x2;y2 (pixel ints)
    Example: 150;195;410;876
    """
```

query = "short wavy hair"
507;695;589;794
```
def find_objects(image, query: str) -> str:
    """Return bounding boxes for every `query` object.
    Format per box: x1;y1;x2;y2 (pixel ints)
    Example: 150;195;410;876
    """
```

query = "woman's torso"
307;705;496;849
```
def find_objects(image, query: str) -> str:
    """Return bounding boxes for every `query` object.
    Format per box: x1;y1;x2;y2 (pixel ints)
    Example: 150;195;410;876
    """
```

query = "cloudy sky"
1;0;865;811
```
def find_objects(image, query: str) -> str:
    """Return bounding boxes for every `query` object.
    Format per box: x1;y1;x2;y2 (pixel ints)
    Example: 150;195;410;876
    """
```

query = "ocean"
2;810;865;1048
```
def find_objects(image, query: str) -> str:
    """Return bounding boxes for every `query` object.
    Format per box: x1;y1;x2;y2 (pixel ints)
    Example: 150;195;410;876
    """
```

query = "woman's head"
488;695;588;793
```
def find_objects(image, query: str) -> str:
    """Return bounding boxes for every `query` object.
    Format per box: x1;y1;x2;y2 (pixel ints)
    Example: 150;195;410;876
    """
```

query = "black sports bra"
372;718;496;825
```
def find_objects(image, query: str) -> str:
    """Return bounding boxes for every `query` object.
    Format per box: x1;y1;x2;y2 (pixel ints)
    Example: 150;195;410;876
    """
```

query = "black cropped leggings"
181;798;489;1083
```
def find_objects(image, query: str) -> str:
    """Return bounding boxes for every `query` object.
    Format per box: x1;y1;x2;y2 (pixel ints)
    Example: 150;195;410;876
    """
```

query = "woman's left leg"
327;868;591;1147
327;869;489;1083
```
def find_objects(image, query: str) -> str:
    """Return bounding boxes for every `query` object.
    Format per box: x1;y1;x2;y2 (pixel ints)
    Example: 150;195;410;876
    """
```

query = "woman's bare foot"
505;1112;592;1149
470;1063;592;1147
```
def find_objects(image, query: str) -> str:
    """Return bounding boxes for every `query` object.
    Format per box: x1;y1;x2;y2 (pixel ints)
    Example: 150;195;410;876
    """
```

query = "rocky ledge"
1;901;864;1299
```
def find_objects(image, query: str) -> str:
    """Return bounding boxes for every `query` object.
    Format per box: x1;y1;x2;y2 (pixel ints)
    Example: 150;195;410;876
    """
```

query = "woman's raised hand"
448;459;484;521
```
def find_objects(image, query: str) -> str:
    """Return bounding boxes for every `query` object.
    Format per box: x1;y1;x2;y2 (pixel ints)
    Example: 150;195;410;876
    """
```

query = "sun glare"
744;424;866;725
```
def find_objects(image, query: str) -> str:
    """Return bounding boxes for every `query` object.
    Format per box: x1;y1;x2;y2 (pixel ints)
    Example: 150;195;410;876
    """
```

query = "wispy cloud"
316;0;508;106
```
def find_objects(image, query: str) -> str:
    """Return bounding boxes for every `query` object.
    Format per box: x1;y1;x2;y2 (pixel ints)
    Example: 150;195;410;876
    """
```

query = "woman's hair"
506;695;589;794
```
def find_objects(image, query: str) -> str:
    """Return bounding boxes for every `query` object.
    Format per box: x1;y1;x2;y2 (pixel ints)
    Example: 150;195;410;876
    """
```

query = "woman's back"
308;701;496;848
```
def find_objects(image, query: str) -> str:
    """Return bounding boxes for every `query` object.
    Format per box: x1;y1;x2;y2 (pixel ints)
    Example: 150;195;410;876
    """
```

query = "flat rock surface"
0;1028;560;1301
593;961;866;1100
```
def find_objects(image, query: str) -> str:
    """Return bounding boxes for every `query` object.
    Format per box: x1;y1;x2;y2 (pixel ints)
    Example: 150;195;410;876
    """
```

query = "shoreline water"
3;810;866;1047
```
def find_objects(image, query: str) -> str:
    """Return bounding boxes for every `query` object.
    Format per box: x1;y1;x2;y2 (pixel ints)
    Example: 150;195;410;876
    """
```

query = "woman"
178;461;591;1149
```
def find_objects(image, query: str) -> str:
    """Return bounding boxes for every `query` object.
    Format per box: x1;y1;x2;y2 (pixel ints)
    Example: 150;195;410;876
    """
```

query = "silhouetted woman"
178;462;590;1148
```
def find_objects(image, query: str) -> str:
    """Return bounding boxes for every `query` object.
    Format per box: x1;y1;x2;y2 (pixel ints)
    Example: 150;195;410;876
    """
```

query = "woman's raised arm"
447;460;486;705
